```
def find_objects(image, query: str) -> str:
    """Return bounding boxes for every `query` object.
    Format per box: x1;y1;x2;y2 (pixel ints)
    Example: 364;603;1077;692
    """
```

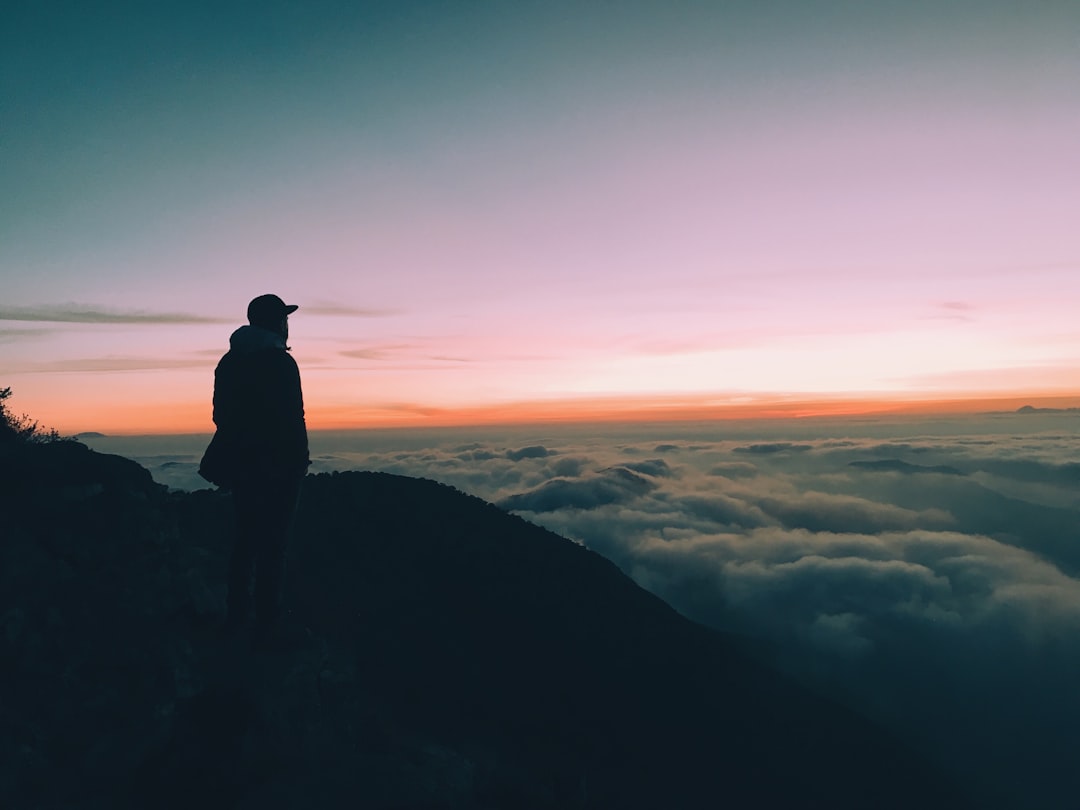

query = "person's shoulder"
214;350;237;371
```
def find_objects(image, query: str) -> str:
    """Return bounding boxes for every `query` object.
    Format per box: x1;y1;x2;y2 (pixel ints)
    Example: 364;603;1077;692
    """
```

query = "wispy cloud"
615;327;773;357
302;304;401;317
631;337;727;356
7;357;210;373
0;305;228;325
340;344;417;360
336;343;480;368
0;327;54;342
920;301;976;323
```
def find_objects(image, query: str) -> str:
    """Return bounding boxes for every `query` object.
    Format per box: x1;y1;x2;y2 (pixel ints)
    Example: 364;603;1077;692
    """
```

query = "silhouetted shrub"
0;387;63;445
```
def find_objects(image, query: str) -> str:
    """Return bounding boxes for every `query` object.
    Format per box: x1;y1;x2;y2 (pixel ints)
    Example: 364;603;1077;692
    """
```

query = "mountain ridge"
1;441;973;808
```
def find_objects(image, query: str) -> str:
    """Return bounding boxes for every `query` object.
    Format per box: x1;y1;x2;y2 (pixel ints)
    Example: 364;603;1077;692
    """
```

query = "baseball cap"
247;294;299;326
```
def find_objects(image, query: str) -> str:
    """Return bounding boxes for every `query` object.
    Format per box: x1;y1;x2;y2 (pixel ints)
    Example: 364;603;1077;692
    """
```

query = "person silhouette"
203;294;310;636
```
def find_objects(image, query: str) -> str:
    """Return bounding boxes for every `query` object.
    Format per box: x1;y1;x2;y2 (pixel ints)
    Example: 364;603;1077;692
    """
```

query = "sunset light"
3;1;1078;433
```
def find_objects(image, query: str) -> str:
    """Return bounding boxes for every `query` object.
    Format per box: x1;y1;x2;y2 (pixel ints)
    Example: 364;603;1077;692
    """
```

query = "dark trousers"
228;473;303;627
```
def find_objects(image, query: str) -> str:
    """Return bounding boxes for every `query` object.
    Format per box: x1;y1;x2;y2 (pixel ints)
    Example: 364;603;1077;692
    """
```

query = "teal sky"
3;1;1079;431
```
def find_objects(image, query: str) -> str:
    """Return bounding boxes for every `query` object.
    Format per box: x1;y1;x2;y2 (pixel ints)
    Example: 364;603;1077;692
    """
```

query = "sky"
83;410;1080;808
3;0;1080;433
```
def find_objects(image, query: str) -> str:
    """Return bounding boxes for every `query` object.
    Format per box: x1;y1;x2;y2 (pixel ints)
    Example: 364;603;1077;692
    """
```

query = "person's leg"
253;474;302;628
227;483;259;626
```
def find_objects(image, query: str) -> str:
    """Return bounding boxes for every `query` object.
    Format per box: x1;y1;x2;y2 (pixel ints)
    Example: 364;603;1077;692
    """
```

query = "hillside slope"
1;442;971;808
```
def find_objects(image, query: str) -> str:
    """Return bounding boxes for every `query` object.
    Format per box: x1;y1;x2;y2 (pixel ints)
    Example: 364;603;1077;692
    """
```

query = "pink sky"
3;2;1079;433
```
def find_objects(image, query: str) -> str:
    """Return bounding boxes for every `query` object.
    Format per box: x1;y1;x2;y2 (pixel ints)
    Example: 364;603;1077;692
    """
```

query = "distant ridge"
1015;405;1080;414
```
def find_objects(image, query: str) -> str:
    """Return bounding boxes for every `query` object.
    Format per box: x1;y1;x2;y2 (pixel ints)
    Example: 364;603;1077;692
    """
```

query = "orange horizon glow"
33;390;1080;437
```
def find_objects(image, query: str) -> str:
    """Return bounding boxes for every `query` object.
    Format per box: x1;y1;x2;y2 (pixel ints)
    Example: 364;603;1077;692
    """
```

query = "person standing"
202;294;310;634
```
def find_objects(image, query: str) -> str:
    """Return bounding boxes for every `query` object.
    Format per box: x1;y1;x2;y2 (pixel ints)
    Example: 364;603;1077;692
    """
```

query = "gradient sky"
3;0;1079;433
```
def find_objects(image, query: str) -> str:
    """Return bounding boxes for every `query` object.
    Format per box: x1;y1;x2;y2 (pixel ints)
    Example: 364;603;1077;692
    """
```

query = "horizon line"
54;391;1080;437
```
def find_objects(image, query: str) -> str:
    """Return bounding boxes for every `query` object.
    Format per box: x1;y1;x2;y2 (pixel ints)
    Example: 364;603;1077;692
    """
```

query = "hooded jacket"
210;325;309;479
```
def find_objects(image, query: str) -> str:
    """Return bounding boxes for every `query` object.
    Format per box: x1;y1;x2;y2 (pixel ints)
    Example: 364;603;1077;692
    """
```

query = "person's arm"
280;353;310;473
212;357;232;430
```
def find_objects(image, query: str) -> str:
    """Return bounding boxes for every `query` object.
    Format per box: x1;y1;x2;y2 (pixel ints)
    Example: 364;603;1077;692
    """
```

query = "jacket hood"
229;325;287;354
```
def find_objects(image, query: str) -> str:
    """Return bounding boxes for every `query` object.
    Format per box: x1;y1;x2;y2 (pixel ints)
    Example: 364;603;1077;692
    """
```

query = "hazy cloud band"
0;305;229;325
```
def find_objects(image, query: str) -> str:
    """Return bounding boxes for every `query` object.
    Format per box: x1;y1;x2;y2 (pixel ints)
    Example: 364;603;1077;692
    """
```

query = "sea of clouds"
86;413;1080;808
